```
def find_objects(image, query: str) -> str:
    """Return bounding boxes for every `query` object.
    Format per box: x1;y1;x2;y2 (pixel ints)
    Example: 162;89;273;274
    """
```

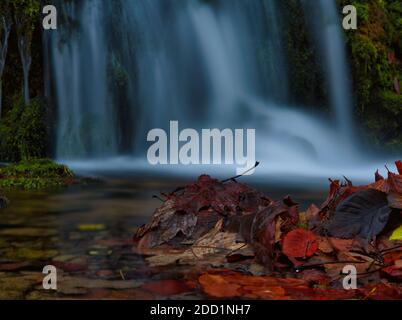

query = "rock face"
0;196;9;209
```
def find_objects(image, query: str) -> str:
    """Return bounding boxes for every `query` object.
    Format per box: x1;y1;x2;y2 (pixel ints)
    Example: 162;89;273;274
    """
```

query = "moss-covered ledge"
0;159;75;190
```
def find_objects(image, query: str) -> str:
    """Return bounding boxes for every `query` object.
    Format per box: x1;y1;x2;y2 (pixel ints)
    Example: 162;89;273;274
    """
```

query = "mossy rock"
0;159;75;190
379;91;402;115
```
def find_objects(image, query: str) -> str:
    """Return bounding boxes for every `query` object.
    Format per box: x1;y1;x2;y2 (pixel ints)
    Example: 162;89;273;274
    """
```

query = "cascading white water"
45;0;392;182
303;0;355;148
48;1;118;158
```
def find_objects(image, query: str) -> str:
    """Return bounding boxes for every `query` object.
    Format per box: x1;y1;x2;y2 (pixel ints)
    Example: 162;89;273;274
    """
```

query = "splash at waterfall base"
134;161;402;299
147;121;256;175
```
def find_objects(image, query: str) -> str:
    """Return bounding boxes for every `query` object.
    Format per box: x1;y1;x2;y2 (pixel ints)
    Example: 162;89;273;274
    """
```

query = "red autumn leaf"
199;271;307;299
320;179;340;209
239;201;295;270
383;251;402;266
369;178;390;193
359;283;402;300
282;229;318;259
240;285;287;300
381;265;402;281
135;175;270;249
141;280;194;296
388;171;402;194
198;274;241;298
321;179;367;212
375;169;385;181
368;161;402;196
396;160;402;175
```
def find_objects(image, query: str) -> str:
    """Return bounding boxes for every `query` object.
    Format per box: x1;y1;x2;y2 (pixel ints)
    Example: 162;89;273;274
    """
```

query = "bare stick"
221;161;260;183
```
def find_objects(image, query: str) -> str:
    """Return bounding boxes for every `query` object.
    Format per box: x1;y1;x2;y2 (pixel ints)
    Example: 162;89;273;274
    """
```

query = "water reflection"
0;174;326;299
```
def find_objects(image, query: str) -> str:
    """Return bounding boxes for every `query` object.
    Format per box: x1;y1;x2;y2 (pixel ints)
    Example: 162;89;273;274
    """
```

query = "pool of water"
0;172;328;299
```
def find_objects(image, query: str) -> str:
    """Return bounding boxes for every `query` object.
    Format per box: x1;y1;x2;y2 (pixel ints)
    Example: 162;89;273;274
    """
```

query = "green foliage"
380;90;402;115
0;97;48;162
339;0;402;151
355;3;370;24
0;159;74;190
364;91;402;151
12;0;41;20
280;0;327;108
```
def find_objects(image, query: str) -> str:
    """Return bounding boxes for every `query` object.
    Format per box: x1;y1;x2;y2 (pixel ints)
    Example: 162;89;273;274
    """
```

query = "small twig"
227;243;248;256
349;249;383;264
221;162;260;183
365;259;377;272
119;270;126;280
190;245;234;252
380;245;402;254
152;195;165;202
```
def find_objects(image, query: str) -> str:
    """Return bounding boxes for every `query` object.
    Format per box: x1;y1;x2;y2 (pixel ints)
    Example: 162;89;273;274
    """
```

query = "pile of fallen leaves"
134;161;402;299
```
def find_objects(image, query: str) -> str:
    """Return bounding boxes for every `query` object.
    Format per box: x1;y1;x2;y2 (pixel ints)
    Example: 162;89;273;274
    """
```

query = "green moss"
379;90;402;115
361;91;402;151
355;3;370;24
339;0;402;151
0;159;74;190
0;97;48;162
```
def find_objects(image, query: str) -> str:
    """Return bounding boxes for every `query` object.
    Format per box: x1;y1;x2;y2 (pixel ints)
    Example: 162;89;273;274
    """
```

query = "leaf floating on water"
389;225;402;241
325;189;392;241
77;224;106;231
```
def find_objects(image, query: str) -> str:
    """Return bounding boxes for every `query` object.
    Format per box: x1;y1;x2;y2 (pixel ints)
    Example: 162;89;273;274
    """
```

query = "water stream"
45;0;394;181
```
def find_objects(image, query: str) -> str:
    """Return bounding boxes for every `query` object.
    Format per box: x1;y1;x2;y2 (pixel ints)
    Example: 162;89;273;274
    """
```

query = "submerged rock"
0;196;9;209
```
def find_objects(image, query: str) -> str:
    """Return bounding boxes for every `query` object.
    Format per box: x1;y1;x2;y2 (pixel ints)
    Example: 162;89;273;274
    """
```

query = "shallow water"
0;173;327;299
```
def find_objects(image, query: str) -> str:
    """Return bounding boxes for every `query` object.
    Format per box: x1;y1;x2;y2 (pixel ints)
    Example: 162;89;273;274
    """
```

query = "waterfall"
47;1;118;158
45;0;385;181
303;0;355;148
